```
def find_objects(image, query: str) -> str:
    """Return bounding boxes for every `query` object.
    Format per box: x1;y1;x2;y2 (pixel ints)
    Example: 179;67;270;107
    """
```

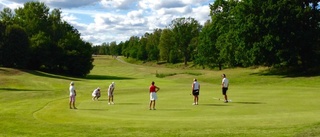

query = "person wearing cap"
108;82;115;105
92;87;101;101
192;78;200;105
149;81;160;110
69;81;77;109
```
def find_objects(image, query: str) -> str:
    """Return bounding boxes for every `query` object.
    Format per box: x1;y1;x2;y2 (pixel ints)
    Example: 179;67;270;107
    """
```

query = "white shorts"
108;91;113;97
150;92;157;100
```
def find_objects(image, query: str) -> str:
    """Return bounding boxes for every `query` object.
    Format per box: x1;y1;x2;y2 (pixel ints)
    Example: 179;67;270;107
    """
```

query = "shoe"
149;108;152;110
196;102;198;105
153;108;156;110
108;102;111;105
70;107;72;109
224;100;228;103
74;107;77;109
111;102;114;105
192;103;196;105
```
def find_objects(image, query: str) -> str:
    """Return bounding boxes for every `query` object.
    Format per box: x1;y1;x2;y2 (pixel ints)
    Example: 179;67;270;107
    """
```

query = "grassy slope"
0;55;320;137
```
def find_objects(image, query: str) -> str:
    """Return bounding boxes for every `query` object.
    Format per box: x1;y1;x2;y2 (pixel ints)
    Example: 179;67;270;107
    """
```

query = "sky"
0;0;213;45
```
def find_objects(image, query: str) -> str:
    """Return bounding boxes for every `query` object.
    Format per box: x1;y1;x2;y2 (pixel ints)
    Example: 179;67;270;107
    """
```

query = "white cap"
112;82;115;85
97;87;100;90
70;81;74;85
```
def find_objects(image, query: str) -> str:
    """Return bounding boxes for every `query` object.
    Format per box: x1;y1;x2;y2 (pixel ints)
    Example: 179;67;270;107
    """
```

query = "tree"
0;8;14;25
58;32;93;76
159;28;175;62
110;41;122;56
109;41;119;56
14;2;50;36
0;1;94;76
137;37;148;60
170;17;201;65
195;20;221;69
146;29;161;61
2;24;30;68
0;22;5;65
29;31;52;69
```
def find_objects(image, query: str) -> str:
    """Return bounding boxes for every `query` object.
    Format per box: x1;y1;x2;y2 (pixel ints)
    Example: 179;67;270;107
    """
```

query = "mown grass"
0;55;320;137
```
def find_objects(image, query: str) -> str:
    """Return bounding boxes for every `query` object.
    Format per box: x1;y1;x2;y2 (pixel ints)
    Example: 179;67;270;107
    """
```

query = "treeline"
0;2;93;76
94;0;320;70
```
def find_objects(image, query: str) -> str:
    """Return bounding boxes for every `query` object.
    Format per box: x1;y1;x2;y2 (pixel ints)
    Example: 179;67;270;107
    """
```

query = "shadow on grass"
250;67;320;78
116;103;142;105
157;108;191;111
22;69;79;81
95;99;108;101
21;69;134;81
0;88;50;91
233;101;264;104
201;104;230;106
78;108;108;111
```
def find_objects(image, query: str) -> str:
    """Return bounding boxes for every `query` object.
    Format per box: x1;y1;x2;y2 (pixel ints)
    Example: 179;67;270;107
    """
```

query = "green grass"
1;55;320;137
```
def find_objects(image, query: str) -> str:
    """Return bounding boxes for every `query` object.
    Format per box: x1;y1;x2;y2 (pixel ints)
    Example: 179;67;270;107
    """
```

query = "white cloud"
101;0;138;10
0;0;212;45
0;1;23;10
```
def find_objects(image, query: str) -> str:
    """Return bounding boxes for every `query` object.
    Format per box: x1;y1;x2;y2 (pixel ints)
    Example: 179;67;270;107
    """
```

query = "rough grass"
0;55;320;137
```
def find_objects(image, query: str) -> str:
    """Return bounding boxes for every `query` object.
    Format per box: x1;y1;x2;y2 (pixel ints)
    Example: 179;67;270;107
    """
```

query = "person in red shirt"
149;81;160;110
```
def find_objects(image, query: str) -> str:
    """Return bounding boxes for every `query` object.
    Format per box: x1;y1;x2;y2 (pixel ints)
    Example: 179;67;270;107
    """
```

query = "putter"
213;97;232;102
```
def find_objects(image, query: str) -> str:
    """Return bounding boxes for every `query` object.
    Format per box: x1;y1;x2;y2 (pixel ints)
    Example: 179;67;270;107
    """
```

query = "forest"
0;2;93;76
1;0;320;76
94;0;320;72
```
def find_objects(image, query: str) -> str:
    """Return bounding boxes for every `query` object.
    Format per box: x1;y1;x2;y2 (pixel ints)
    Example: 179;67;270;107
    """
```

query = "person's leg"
70;96;74;109
69;100;72;109
73;101;77;109
193;95;196;105
111;95;114;104
196;96;199;105
222;88;228;102
224;94;228;102
153;100;156;109
149;101;153;109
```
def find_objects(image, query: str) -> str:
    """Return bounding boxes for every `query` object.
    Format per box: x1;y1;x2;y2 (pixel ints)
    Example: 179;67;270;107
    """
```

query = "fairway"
1;55;320;137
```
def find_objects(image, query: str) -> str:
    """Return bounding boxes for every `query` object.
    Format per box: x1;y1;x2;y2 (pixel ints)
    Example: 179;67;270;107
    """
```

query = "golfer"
69;81;77;109
192;78;200;105
149;81;160;110
108;82;115;105
221;74;229;103
92;87;101;101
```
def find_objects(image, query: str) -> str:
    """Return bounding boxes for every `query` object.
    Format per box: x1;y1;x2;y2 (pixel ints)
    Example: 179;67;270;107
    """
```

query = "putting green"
1;55;320;137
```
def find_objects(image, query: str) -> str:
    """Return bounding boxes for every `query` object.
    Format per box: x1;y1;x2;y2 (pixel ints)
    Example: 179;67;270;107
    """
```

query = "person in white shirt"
92;87;101;101
69;81;77;109
221;74;229;103
108;82;115;105
192;78;200;105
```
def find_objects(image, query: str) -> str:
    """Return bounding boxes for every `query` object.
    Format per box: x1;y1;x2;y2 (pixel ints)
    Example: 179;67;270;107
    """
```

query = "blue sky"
0;0;213;45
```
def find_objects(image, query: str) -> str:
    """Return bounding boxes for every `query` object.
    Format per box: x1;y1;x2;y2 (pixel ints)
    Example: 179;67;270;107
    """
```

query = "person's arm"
156;86;160;92
221;79;224;88
74;90;76;96
192;83;194;94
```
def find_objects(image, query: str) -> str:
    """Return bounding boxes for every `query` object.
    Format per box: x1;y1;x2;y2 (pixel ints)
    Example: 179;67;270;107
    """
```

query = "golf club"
213;97;232;102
